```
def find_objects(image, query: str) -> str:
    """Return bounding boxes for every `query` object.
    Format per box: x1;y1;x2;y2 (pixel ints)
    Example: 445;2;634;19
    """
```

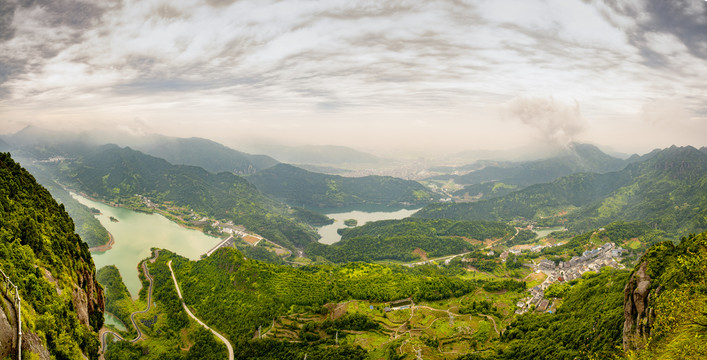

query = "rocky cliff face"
622;262;658;350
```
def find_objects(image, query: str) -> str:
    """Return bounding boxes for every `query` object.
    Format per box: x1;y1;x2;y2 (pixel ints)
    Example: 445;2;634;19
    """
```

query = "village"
515;241;626;314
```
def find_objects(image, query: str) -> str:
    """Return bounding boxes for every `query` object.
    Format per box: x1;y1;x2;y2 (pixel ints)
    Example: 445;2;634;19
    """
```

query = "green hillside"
306;218;513;262
246;163;437;208
58;145;320;249
416;146;707;237
0;152;103;359
117;247;525;359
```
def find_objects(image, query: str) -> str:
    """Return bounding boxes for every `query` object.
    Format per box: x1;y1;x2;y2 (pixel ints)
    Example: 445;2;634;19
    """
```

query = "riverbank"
89;232;115;253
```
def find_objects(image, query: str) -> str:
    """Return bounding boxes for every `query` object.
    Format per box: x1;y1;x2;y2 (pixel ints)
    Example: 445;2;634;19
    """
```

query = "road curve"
101;250;158;355
167;260;235;360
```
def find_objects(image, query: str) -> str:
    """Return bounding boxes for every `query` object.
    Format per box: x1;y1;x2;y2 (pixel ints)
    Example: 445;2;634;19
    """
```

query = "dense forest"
56;145;320;249
246;163;437;208
159;248;524;341
416;146;707;237
0;152;103;359
306;218;513;262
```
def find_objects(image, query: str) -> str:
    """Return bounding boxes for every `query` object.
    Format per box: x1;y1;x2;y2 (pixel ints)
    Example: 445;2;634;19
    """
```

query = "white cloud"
0;0;705;154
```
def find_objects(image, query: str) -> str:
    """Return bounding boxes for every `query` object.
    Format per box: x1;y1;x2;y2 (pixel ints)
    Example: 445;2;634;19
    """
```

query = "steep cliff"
0;152;104;359
623;231;707;358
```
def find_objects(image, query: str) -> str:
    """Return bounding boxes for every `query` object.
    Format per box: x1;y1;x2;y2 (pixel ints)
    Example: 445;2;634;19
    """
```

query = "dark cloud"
643;0;707;58
599;0;707;65
206;0;240;8
151;4;183;20
0;2;17;42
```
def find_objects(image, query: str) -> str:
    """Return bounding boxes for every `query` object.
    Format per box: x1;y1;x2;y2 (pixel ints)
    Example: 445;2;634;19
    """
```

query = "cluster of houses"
515;242;626;314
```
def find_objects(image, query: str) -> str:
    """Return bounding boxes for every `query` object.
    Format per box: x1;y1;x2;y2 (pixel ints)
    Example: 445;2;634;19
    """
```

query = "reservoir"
317;206;420;245
72;193;220;298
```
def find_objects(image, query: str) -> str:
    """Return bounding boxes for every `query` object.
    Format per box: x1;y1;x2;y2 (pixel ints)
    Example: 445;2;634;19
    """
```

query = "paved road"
168;260;235;360
100;250;158;355
128;259;155;341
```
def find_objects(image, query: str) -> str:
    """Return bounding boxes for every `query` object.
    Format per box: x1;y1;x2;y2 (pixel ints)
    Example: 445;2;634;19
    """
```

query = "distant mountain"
57;145;319;249
246;163;438;208
251;144;388;166
0;138;9;151
0;153;103;359
700;146;707;155
416;146;707;236
4;127;279;175
430;143;629;187
131;136;279;174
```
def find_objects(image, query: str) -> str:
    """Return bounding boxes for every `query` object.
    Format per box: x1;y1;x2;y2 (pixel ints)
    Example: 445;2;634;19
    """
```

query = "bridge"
204;235;234;257
0;267;21;360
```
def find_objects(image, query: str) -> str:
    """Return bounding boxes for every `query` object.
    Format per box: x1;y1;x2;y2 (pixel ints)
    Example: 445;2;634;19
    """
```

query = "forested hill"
431;143;629;187
416;146;707;236
0;153;104;359
131;136;279;174
57;145;319;248
246;163;437;208
305;218;513;262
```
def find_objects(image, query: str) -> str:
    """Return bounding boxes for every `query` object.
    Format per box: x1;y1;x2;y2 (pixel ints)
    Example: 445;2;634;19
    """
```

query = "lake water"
72;193;221;298
104;312;127;331
535;227;566;239
317;207;420;245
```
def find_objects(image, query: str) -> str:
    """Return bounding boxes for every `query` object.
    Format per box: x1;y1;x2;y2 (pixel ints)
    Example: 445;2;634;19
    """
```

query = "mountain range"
431;143;634;187
246;163;437;208
416;146;707;237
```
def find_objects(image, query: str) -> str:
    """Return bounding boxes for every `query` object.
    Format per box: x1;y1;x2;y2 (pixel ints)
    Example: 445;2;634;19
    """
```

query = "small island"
109;216;119;222
344;219;358;227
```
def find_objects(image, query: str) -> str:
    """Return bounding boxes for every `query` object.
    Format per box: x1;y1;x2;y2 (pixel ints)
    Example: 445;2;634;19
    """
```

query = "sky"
0;0;706;156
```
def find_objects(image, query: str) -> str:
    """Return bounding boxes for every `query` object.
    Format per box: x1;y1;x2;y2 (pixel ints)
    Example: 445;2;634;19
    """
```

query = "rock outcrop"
622;262;656;350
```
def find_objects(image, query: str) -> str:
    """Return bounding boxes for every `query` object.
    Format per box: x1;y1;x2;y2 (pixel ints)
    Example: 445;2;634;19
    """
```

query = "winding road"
168;260;235;360
100;250;158;354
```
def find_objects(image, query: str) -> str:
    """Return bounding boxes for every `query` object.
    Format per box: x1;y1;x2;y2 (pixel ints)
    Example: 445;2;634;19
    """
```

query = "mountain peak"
642;145;707;181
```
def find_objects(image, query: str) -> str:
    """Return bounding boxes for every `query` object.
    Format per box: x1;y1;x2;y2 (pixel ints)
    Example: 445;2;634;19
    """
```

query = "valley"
3;3;706;359
1;137;706;360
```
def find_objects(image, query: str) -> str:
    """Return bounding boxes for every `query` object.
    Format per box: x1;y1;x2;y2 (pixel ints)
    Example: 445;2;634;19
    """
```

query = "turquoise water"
73;193;220;298
104;312;127;331
317;208;421;245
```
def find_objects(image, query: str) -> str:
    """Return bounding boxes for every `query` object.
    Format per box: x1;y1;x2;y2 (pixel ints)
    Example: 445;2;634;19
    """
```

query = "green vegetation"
290;207;334;227
497;269;630;359
506;229;537;246
55;145;320;249
158;248;525;344
306;218;513;262
96;266;135;335
246;163;438;208
624;231;707;359
416;146;707;239
0;152;103;359
19;161;111;248
343;218;357;227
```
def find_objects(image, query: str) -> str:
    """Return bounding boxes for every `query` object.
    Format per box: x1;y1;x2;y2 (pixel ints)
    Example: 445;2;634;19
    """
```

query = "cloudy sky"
0;0;705;156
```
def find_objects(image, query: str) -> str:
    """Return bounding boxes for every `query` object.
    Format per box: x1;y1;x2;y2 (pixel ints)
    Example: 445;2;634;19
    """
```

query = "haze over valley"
0;1;706;360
